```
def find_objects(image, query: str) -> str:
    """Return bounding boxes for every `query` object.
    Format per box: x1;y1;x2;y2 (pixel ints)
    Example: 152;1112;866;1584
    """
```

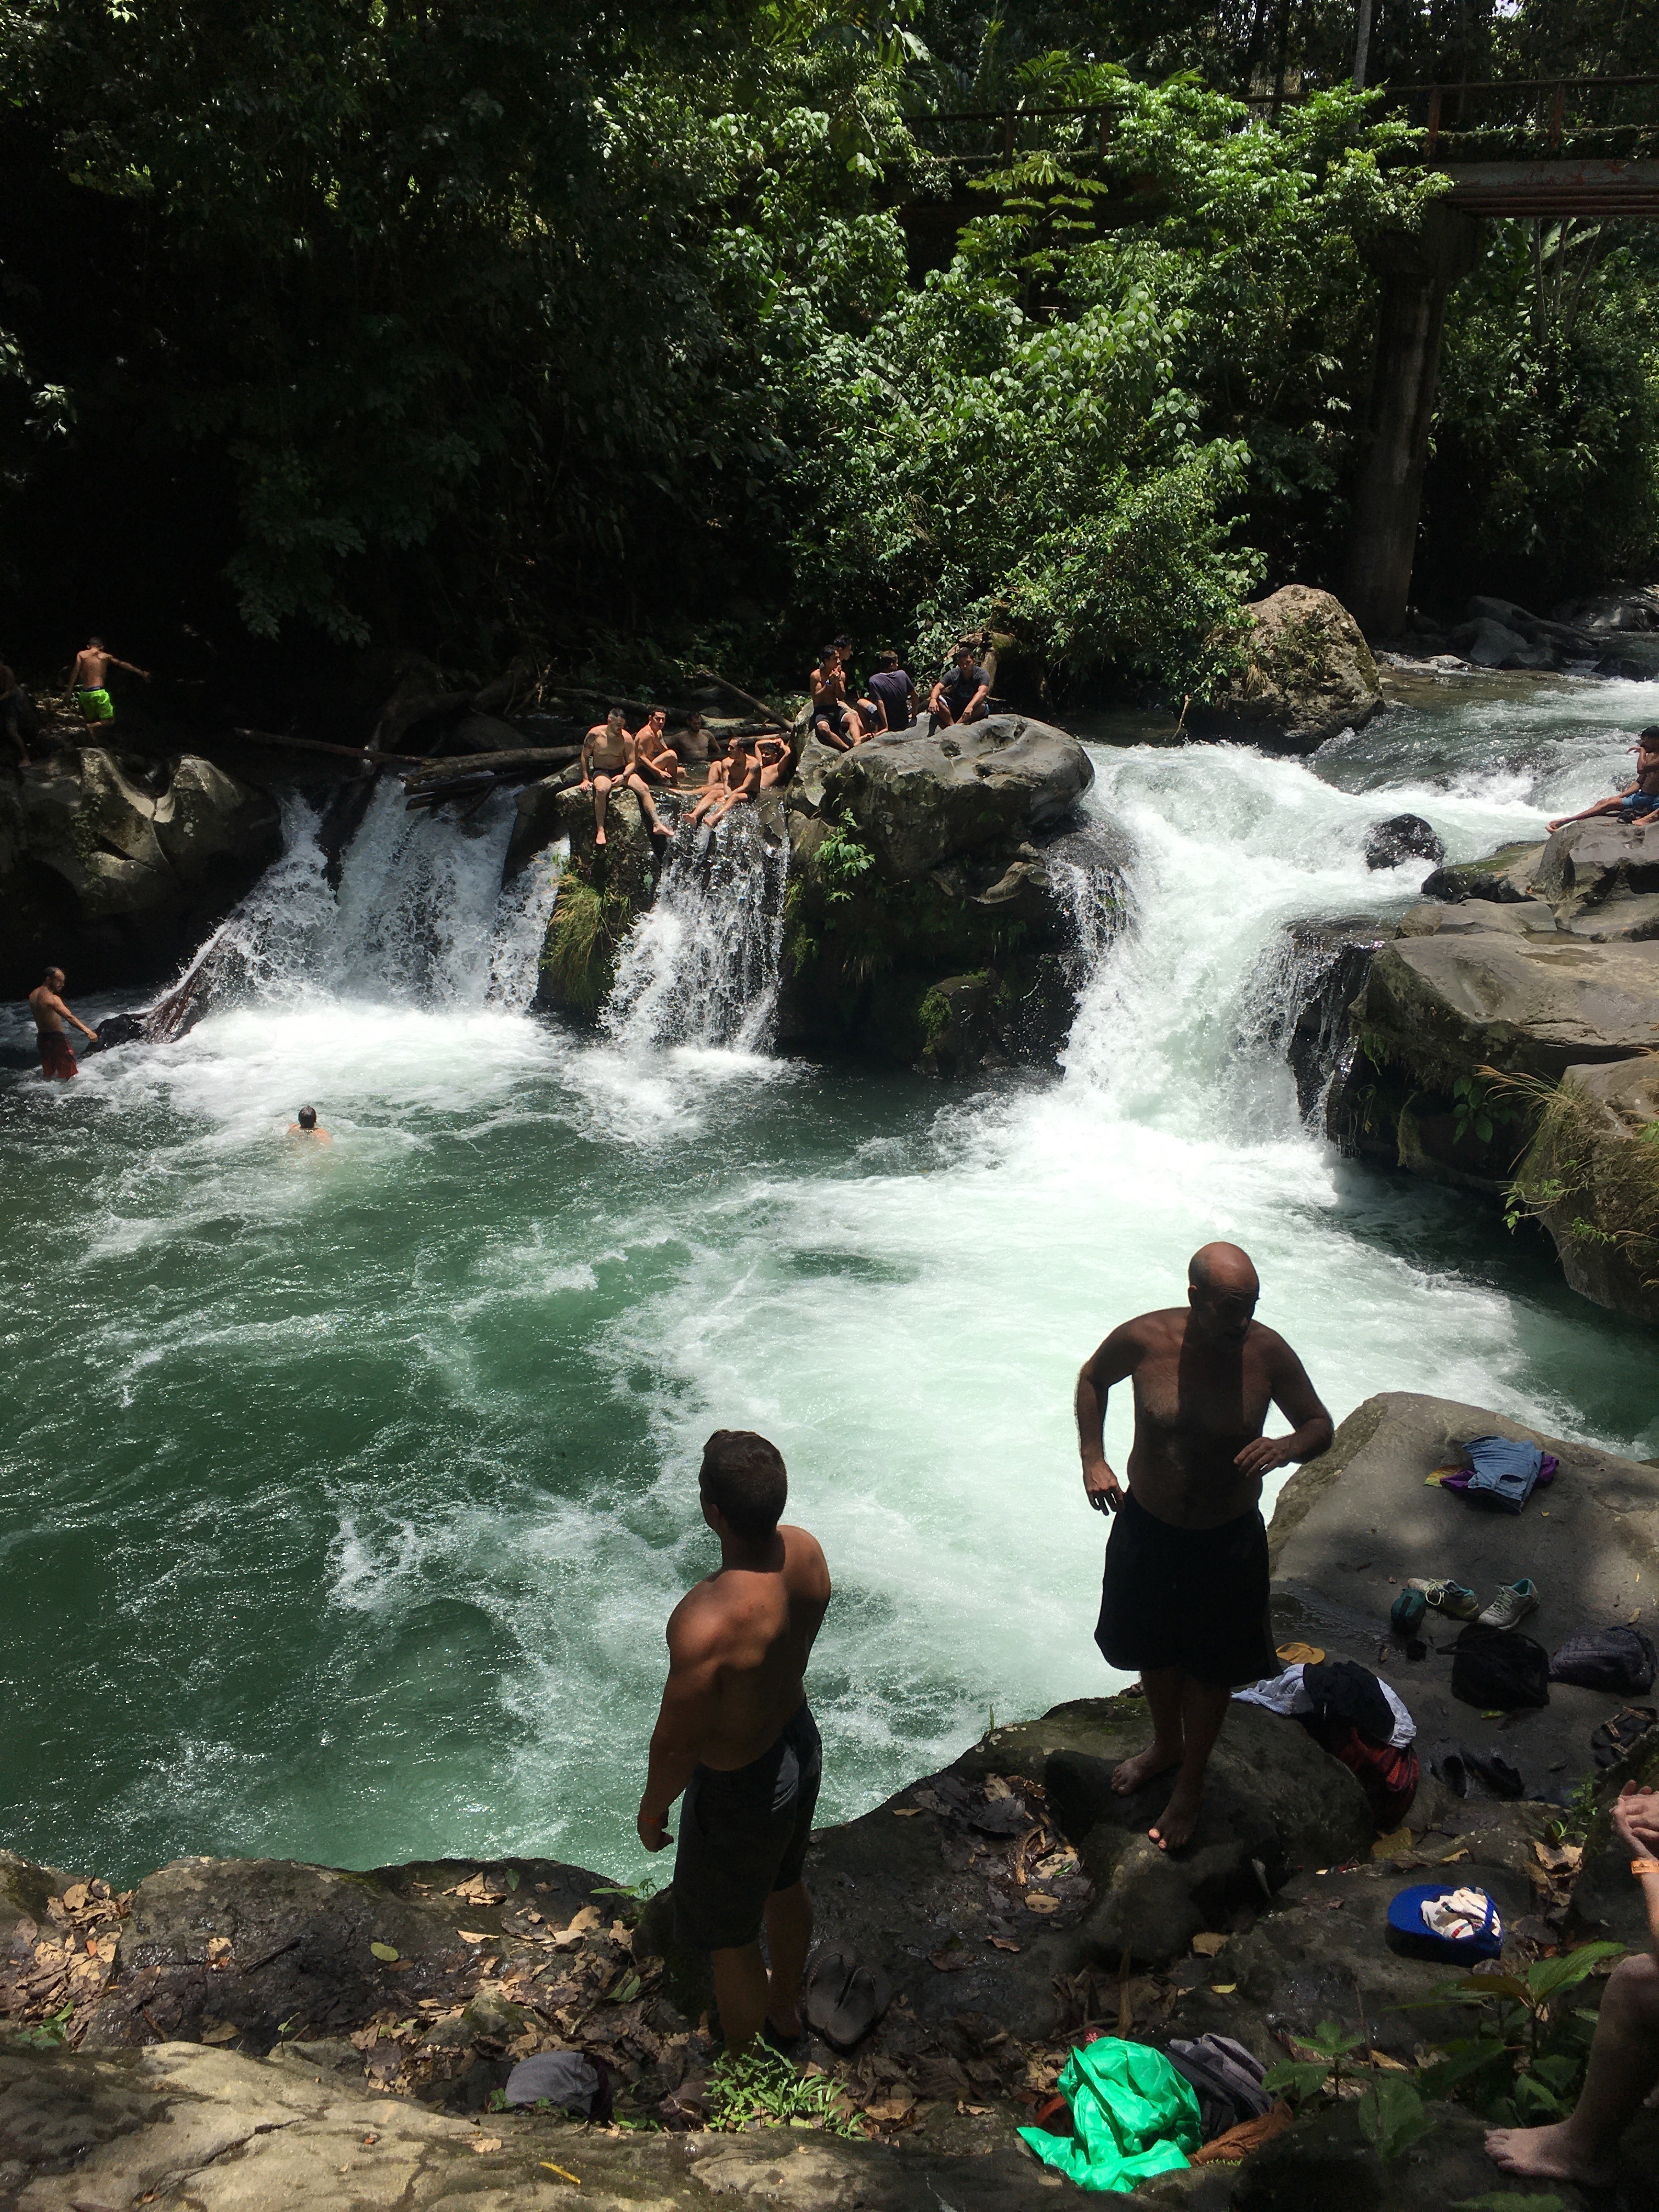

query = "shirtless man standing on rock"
1074;1243;1333;1852
71;637;149;733
637;1430;831;2057
27;967;99;1079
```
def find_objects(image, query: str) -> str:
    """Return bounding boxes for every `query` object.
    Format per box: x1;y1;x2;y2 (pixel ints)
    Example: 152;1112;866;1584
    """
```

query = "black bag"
1451;1623;1550;1712
1549;1627;1657;1696
1161;2034;1272;2142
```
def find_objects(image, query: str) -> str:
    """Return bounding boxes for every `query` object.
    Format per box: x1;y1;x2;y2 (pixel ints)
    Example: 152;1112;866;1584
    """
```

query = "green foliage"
918;984;953;1051
1262;2018;1367;2104
3;2004;74;2051
543;880;634;1014
816;824;876;903
1356;2075;1433;2164
1451;1073;1527;1149
706;2042;860;2135
1397;1942;1625;2125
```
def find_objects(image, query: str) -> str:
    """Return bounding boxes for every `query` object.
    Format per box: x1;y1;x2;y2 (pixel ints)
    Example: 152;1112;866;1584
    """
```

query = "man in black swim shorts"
637;1430;832;2055
1073;1244;1333;1852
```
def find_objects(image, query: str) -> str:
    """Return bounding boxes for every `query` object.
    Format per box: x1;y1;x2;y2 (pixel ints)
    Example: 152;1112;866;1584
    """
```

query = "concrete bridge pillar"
1342;206;1482;639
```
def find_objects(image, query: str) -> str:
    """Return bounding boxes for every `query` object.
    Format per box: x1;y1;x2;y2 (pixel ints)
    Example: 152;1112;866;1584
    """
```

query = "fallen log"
233;726;424;766
400;746;581;789
689;667;791;728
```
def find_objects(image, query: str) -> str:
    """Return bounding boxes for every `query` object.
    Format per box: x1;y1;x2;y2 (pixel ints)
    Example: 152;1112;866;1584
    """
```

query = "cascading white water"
601;809;789;1051
144;785;566;1031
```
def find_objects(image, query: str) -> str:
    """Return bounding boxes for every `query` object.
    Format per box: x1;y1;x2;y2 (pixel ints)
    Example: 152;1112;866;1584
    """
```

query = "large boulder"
1419;837;1545;905
0;750;280;992
1534;817;1659;925
778;719;1123;1075
1451;614;1557;670
788;716;1093;880
1355;931;1659;1083
1193;585;1383;752
1552;585;1659;634
1510;1053;1659;1324
1364;814;1443;871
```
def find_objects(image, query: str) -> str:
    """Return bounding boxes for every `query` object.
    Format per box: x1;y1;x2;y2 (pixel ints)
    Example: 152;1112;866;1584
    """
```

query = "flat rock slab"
1358;931;1659;1077
1269;1393;1659;1792
0;2041;1069;2211
1536;817;1659;917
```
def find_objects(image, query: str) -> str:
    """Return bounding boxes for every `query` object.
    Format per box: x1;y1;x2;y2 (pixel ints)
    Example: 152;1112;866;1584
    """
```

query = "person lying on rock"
636;1429;831;2059
1487;1781;1659;2190
27;966;99;1079
632;707;682;786
1074;1242;1333;1855
929;643;991;729
1548;729;1659;833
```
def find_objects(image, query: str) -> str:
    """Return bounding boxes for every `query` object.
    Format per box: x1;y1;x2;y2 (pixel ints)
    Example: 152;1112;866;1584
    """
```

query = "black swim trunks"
672;1701;821;1953
1094;1489;1276;1690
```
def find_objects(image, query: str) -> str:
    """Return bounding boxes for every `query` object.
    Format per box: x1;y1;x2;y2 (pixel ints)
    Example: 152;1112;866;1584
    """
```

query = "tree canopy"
3;0;1658;697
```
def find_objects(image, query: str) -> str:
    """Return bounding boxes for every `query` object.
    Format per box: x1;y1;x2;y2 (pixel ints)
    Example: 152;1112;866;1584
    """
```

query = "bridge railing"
904;78;1659;170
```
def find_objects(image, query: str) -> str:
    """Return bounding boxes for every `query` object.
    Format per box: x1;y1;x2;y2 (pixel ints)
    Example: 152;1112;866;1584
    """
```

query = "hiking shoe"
1476;1578;1539;1630
1406;1577;1480;1620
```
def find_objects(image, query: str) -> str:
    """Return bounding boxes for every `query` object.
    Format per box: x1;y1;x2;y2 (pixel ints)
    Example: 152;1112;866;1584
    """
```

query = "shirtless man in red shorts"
27;968;99;1079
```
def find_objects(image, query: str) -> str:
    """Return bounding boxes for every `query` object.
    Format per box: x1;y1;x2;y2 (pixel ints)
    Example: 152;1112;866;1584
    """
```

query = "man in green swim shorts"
71;637;149;730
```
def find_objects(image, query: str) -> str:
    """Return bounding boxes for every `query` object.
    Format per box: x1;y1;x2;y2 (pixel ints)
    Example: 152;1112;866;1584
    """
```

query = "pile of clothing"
1236;1658;1419;1830
1019;2031;1289;2191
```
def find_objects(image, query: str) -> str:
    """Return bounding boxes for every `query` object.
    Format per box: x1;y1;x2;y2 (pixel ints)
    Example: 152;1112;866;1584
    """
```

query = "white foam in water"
5;689;1657;1881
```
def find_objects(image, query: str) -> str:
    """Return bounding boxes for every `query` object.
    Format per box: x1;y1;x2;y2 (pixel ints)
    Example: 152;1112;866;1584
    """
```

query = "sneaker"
1476;1578;1539;1630
1405;1577;1480;1620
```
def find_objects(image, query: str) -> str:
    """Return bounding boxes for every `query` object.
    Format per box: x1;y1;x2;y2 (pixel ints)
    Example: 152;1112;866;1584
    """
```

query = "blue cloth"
1622;791;1659;818
1462;1434;1544;1514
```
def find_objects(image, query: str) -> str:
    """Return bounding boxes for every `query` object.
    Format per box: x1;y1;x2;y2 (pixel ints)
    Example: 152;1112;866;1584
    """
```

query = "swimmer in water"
286;1104;332;1142
27;966;98;1079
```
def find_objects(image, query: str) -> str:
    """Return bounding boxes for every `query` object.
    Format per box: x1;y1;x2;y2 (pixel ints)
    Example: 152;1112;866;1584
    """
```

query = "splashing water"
602;809;789;1051
4;675;1658;1892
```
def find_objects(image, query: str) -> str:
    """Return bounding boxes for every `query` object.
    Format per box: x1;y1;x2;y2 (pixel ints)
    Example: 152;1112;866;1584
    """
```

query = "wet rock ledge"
5;1394;1659;2210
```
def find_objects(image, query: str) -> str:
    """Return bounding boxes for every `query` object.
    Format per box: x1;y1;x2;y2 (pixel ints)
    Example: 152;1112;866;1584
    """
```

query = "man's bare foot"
1486;2121;1616;2188
1111;1742;1182;1797
595;826;607;846
1149;1776;1204;1853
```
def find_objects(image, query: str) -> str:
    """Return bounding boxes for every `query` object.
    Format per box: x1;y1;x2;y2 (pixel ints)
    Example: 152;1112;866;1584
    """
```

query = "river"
2;669;1655;1888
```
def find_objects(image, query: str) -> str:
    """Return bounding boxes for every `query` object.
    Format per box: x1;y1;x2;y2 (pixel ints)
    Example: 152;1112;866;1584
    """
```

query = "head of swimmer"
296;1104;318;1131
699;1428;787;1551
1187;1242;1259;1344
44;966;65;988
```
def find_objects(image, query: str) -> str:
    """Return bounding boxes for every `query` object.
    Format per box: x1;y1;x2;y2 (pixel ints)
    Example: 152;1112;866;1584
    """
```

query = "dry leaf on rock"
989;1937;1020;1954
471;2135;503;2154
446;1874;507;1904
200;2019;240;2045
1190;1933;1228;1957
61;1884;89;1914
865;2093;917;2123
929;1948;973;1972
1023;1892;1059;1915
457;1931;493;1944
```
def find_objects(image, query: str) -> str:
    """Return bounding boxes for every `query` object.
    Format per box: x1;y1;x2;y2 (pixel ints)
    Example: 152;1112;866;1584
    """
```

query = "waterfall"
141;785;565;1032
1237;917;1387;1123
601;809;790;1052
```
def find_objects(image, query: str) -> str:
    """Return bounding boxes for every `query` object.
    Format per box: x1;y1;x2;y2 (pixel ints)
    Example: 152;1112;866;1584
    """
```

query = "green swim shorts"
77;687;114;722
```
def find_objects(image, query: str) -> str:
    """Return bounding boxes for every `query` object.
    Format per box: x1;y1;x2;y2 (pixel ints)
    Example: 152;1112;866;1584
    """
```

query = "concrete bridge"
905;78;1659;639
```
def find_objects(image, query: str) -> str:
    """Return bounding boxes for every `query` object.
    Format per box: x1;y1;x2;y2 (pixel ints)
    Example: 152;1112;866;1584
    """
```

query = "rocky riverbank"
6;1395;1657;2210
1278;815;1659;1325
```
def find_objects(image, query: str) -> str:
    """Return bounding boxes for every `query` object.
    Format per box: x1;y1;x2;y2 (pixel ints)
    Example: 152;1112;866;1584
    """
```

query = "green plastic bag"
1018;2036;1202;2193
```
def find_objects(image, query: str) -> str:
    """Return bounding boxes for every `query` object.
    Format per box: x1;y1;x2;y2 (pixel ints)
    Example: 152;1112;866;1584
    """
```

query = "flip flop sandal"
1463;1748;1525;1800
804;1949;893;2051
1429;1742;1469;1798
1591;1706;1659;1770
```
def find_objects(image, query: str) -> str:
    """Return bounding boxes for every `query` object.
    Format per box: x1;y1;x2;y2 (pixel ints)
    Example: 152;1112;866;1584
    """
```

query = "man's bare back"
664;1525;830;1770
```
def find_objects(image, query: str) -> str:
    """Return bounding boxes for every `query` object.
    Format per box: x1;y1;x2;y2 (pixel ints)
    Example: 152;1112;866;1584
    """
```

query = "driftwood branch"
689;667;790;728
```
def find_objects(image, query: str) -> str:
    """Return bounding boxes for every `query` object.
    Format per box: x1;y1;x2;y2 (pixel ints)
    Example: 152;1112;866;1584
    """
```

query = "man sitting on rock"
687;735;760;833
1487;1780;1659;2190
636;1430;831;2058
1549;728;1659;833
1074;1243;1333;1853
929;643;991;729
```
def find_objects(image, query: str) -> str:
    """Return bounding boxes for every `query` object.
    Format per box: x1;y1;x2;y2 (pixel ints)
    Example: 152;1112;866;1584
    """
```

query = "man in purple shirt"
865;651;916;733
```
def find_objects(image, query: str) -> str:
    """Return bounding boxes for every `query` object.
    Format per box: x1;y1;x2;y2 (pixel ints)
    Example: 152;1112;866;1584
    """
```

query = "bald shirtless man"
1074;1244;1333;1852
637;1430;831;2056
27;967;98;1079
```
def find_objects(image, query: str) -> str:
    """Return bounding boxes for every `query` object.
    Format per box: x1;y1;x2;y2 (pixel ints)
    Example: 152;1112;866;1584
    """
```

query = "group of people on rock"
807;636;992;752
578;636;999;848
1549;726;1659;832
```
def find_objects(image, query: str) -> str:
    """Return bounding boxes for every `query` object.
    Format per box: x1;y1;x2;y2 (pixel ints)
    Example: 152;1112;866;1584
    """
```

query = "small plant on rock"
705;2044;859;2136
1399;1941;1625;2125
